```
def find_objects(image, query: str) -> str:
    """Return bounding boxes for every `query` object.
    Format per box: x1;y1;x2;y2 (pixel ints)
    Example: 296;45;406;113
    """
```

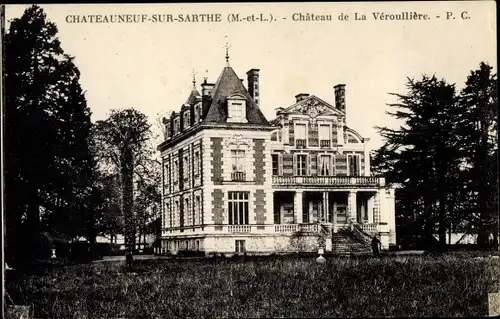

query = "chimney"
201;78;215;96
246;69;260;107
295;93;309;103
334;84;346;111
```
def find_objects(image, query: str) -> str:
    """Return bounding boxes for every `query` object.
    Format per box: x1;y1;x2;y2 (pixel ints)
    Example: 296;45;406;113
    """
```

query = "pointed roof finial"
191;69;197;87
225;40;231;66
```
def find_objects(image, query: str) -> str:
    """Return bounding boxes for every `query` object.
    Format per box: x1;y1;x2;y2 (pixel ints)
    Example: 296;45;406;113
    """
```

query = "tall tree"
458;62;498;248
93;109;153;253
4;5;94;261
373;76;462;249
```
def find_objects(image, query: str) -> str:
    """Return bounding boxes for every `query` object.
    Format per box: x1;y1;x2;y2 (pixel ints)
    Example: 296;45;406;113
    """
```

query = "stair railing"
316;223;330;248
349;219;372;246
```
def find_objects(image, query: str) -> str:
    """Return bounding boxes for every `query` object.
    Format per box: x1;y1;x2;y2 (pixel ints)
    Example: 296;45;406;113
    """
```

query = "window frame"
294;153;308;176
294;121;308;148
195;195;201;226
183;154;190;180
235;240;246;254
231;149;246;173
228;191;250;225
173;159;179;184
318;122;332;148
318;154;332;176
193;149;200;177
227;95;247;123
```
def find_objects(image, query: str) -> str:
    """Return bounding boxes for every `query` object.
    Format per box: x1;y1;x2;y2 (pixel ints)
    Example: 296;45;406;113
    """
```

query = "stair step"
328;230;372;255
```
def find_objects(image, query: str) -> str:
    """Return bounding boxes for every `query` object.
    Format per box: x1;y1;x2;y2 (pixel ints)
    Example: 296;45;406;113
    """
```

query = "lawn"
5;253;500;318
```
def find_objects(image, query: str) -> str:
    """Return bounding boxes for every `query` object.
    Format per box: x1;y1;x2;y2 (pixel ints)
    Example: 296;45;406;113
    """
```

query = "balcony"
320;140;331;148
228;225;252;233
274;224;299;233
231;171;246;182
272;175;384;188
295;139;306;148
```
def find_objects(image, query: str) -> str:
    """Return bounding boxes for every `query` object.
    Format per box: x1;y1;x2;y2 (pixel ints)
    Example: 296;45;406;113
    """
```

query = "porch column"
367;194;374;223
309;201;314;223
347;190;357;222
294;190;303;224
280;204;284;224
378;189;386;224
323;192;329;223
363;138;371;176
332;201;337;233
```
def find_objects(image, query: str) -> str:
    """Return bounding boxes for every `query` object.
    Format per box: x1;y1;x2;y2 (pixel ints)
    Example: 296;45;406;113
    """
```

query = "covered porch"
272;190;381;233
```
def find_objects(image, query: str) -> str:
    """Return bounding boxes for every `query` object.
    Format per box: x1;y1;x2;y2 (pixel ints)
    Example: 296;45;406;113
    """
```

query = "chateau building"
157;58;396;255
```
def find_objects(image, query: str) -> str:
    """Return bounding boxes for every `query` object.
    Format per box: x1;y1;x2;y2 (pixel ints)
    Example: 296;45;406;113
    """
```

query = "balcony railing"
299;224;319;233
320;140;331;148
231;171;246;182
272;175;383;187
274;224;319;233
275;224;299;233
228;225;251;233
295;139;306;148
360;223;378;234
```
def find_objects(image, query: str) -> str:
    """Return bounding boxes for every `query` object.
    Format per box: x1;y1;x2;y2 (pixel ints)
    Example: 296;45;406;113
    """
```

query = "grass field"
5;253;500;318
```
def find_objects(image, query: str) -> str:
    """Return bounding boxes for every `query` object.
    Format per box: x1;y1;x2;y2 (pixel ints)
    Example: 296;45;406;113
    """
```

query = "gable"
285;95;343;118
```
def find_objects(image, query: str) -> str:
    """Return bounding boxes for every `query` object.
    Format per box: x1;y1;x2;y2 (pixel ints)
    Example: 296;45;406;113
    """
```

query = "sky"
5;2;497;149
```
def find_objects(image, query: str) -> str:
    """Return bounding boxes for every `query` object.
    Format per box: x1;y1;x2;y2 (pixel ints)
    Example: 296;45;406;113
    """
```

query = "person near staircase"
371;235;381;256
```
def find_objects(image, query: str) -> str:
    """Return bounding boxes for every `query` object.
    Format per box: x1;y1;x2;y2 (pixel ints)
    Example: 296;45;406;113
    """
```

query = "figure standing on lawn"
371;235;381;256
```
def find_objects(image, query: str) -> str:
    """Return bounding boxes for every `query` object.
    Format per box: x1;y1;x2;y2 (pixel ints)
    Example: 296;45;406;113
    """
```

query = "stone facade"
157;61;397;256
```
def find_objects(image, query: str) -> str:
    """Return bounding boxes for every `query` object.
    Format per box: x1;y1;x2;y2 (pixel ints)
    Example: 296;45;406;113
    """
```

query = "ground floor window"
235;240;246;254
228;191;249;225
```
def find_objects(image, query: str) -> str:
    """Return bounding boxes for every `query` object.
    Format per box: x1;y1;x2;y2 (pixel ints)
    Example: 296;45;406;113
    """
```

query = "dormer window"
227;94;247;123
164;123;171;140
173;117;180;135
183;111;190;130
194;103;201;123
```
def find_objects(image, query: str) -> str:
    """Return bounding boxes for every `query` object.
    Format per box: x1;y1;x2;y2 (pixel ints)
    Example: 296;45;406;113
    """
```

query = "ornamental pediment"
288;96;340;119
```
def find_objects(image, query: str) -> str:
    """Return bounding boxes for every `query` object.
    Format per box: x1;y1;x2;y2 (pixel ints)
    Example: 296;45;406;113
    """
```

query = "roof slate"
204;66;269;125
185;88;201;105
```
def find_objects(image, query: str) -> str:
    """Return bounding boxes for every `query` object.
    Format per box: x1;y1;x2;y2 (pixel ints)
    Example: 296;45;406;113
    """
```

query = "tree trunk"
121;147;135;254
438;198;447;250
476;97;492;249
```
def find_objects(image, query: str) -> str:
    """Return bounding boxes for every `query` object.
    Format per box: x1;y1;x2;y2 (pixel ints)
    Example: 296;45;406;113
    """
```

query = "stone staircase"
331;230;372;255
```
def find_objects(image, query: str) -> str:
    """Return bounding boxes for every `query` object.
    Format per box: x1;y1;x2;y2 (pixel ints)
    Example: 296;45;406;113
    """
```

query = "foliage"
373;76;462;248
457;63;498;247
373;63;498;249
4;5;96;262
93;109;158;252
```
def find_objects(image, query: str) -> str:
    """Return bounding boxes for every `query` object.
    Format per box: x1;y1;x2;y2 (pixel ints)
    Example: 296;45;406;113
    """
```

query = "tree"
458;62;498;248
373;76;462;249
93;109;154;253
4;5;94;262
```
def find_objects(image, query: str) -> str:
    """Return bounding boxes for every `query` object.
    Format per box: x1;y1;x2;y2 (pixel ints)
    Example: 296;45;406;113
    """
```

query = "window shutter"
357;154;361;176
293;154;297;176
278;153;283;176
331;155;335;176
307;154;311;176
